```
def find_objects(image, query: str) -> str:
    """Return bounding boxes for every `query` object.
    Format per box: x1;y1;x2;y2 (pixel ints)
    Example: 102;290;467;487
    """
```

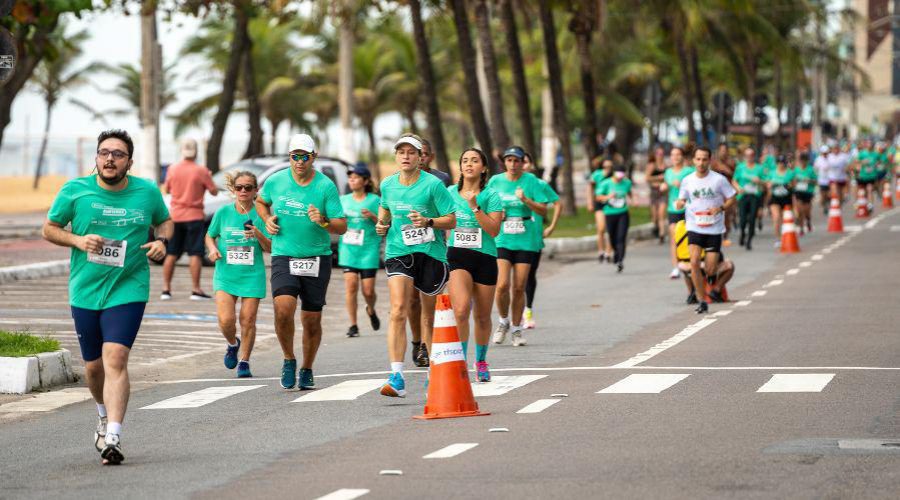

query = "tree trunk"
689;45;709;146
498;0;537;166
241;39;264;159
366;122;379;179
473;0;511;150
449;0;495;170
269;118;281;154
33;101;53;190
672;22;696;145
570;13;600;163
774;58;783;151
207;2;250;173
405;108;419;135
409;0;450;173
140;2;161;180
538;2;576;215
337;2;356;163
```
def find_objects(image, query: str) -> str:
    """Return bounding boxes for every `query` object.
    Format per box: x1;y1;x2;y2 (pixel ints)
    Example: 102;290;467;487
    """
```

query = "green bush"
0;331;61;357
549;206;651;238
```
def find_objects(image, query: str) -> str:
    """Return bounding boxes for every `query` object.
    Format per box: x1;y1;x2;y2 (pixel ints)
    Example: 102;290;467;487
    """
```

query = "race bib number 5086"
86;238;126;267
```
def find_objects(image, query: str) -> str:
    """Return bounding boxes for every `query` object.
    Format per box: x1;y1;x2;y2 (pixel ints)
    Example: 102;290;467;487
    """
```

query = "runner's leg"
238;297;259;361
387;276;414;363
344;272;359;327
299;310;323;370
189;255;203;293
510;262;531;327
161;254;177;293
495;258;512;320
273;295;297;360
361;276;377;317
215;291;238;345
449;269;474;345
100;343;130;429
419;291;437;356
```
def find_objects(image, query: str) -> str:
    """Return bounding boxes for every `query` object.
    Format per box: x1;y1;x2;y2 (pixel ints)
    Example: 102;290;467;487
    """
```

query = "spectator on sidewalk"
161;138;218;301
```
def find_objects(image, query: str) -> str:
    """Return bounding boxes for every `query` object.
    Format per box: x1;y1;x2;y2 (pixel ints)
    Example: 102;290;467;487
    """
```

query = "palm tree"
473;0;510;150
29;23;100;189
94;62;178;120
409;0;451;173
497;0;538;166
568;0;601;162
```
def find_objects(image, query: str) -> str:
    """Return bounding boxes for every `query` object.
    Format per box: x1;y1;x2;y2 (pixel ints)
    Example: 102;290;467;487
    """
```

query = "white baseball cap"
288;133;316;153
394;136;423;152
819;145;830;154
181;138;198;157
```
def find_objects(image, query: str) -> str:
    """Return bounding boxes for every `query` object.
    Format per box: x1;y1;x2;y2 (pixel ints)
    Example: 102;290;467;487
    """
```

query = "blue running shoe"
380;372;406;397
280;359;297;389
236;360;252;378
298;368;315;390
224;338;240;369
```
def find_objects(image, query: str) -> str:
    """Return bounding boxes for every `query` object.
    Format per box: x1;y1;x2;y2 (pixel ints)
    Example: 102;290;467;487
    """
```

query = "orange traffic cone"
855;188;870;218
704;281;729;302
883;183;894;208
827;195;844;233
780;205;800;253
414;295;489;420
895;178;900;201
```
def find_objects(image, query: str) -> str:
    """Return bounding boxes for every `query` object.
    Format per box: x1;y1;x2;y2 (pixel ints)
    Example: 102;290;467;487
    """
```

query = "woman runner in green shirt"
205;171;271;378
791;152;817;234
338;164;382;338
766;155;795;240
595;164;633;273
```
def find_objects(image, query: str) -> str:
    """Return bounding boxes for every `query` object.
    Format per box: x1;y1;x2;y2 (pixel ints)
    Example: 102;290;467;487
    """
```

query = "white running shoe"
669;267;680;279
94;416;107;452
160;291;172;301
101;433;124;465
511;329;527;347
492;322;509;344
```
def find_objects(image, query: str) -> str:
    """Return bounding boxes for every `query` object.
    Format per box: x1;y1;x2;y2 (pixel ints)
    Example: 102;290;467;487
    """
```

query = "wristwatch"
319;216;330;228
472;206;481;213
426;218;435;228
155;236;169;246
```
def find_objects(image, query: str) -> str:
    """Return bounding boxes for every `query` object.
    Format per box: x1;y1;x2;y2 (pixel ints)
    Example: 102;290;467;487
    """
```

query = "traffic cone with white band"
883;183;894;208
855;187;869;218
827;195;844;233
780;205;800;253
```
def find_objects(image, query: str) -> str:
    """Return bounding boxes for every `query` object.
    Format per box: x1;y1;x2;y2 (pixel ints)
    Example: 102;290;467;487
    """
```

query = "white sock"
227;340;238;347
107;422;122;436
390;362;404;374
511;324;523;334
498;316;509;326
96;404;107;418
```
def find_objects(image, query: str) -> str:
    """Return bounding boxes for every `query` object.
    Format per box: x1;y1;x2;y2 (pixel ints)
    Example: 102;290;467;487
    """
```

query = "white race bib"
502;217;526;235
454;227;482;249
743;183;759;195
226;246;254;266
86;238;126;268
773;185;789;197
608;196;626;209
796;181;809;192
401;224;435;246
342;228;365;246
694;211;718;227
289;257;320;277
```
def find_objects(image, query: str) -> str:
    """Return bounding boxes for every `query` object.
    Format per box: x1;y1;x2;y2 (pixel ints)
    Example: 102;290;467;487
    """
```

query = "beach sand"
4;175;69;214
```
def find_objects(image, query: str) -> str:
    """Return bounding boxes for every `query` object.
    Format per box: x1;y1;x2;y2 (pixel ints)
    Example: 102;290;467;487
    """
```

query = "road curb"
544;222;655;258
0;259;69;285
0;349;76;394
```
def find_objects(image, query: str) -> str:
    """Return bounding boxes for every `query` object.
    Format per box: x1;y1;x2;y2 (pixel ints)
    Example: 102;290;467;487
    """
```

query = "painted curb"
544;222;655;258
0;259;69;285
0;349;76;394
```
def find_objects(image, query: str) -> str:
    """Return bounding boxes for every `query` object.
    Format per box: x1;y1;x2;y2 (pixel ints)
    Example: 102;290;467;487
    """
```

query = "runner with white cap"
256;133;347;391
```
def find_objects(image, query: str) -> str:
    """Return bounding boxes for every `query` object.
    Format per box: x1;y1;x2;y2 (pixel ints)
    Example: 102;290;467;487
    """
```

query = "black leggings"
739;194;760;243
605;212;630;264
525;250;541;308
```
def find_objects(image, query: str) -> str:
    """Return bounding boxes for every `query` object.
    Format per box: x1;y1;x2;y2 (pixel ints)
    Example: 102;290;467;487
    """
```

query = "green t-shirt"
857;150;878;181
734;162;765;198
337;192;382;270
590;169;609;196
793;165;818;194
207;203;270;298
380;171;456;262
529;179;559;250
664;166;696;214
258;169;344;258
47;175;170;310
447;186;503;257
597;178;632;215
487;172;551;252
768;168;795;197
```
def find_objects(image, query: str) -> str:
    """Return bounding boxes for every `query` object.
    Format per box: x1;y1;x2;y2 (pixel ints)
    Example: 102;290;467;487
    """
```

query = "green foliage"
0;331;60;358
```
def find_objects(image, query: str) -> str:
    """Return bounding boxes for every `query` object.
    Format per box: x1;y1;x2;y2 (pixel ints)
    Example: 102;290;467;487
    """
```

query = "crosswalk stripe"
315;489;370;500
423;443;479;459
516;399;561;414
141;385;265;409
597;374;690;394
471;375;546;397
756;373;834;393
292;379;384;402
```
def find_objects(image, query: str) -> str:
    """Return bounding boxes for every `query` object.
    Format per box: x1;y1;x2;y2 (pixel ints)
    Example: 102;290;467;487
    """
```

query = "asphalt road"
1;203;898;499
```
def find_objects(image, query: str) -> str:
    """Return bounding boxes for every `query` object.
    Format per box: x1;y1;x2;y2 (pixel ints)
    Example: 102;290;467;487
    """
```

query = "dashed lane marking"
712;310;732;317
315;489;370;500
612;319;717;368
141;385;265;409
292;379;384;402
811;254;823;261
751;290;767;297
598;374;690;394
786;268;800;276
516;399;561;414
423;443;479;459
890;225;900;232
764;280;783;288
799;261;812;267
757;373;835;393
734;300;752;307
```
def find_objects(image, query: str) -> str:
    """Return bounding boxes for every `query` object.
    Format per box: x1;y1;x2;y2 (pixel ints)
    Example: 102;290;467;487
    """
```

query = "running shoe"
475;361;491;383
380;372;406;397
492;322;509;344
101;433;124;465
598;253;605;263
298;368;315;390
414;343;430;367
94;416;107;452
708;290;724;303
224;338;240;369
617;263;624;273
236;360;252;378
695;302;709;314
511;329;527;347
160;290;172;301
280;359;297;390
523;309;535;329
190;291;212;301
346;325;359;338
367;307;381;331
686;292;698;305
669;267;680;280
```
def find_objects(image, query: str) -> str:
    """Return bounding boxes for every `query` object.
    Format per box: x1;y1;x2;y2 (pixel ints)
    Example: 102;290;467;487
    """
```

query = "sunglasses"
290;153;312;162
234;184;256;192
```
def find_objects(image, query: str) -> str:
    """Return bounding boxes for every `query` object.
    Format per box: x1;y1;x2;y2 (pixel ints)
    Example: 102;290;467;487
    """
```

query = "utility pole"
140;1;161;182
811;9;824;147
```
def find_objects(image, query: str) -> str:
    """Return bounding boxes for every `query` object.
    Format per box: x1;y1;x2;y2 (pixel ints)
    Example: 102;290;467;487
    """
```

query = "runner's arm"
521;196;548;217
42;220;98;253
255;198;279;235
543;200;562;237
375;206;391;236
478;210;503;238
254;228;272;253
721;195;737;213
428;212;456;230
323;217;347;235
205;234;221;262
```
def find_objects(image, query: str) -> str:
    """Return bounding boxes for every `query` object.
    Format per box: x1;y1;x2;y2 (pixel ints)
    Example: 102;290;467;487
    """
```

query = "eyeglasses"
97;149;129;160
290;153;312;163
234;184;256;192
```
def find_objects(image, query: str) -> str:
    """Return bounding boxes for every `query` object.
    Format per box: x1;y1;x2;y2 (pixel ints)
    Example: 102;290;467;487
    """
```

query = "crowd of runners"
41;128;898;464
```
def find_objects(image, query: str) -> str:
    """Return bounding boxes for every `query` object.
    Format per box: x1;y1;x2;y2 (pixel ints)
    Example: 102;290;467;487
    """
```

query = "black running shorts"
687;231;722;254
271;255;332;312
384;252;449;296
447;247;498;286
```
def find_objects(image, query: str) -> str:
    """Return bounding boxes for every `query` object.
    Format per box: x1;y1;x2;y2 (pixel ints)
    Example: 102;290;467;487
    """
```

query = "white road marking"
379;470;403;476
551;393;569;397
516;399;561;414
488;428;509;433
315;489;370;500
613;319;716;368
598;374;690;394
734;300;752;307
141;385;264;409
799;261;812;267
764;279;784;288
756;373;835;393
786;268;800;276
292;379;383;402
844;225;862;232
811;254;823;261
890;225;900;232
0;388;92;412
423;443;479;459
471;375;546;397
751;290;767;297
712;310;732;317
864;219;879;229
822;248;832;254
